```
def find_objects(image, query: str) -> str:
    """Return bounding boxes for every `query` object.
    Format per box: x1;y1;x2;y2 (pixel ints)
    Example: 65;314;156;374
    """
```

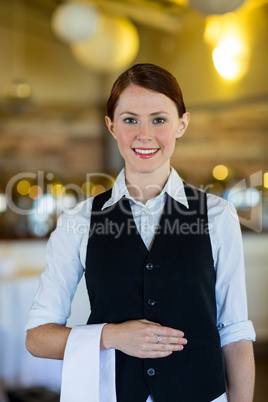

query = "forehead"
115;84;178;114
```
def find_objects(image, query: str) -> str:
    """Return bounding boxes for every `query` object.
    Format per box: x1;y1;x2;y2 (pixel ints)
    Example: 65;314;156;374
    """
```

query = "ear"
176;112;190;140
105;116;117;140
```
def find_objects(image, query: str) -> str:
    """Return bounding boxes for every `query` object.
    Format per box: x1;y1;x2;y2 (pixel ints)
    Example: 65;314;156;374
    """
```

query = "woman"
26;63;255;402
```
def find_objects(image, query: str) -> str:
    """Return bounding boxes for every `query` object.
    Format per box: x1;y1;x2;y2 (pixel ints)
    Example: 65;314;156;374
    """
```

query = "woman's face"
105;84;189;177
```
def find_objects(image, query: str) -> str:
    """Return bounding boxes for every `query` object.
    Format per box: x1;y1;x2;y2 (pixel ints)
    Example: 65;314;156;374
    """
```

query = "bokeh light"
71;15;139;73
212;36;247;80
212;165;229;180
51;1;99;43
29;185;43;200
91;184;106;196
51;184;66;198
17;180;31;195
227;187;260;208
81;182;93;197
5;81;31;99
204;12;248;80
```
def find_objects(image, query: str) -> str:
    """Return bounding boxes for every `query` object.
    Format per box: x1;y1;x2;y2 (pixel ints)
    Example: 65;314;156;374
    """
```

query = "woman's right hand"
100;319;187;359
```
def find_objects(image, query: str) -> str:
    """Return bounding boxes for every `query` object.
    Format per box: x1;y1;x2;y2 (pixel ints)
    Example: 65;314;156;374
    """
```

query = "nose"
137;123;152;142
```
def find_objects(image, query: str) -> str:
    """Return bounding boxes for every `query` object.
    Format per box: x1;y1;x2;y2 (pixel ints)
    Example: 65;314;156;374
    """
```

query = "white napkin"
60;324;226;402
60;324;116;402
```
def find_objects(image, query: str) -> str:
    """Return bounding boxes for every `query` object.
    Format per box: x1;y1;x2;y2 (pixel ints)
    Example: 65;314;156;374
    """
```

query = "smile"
133;148;159;155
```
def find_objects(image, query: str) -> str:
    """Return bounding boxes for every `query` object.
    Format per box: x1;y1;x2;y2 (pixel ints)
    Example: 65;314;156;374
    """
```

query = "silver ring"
157;336;161;343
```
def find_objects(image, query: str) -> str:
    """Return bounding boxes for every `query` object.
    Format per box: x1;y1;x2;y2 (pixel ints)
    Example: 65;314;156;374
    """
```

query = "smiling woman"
104;63;189;200
25;63;255;402
105;84;189;191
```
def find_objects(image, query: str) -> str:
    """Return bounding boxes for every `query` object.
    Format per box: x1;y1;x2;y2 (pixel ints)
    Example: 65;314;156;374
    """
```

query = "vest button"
146;263;154;270
147;368;156;376
148;299;156;306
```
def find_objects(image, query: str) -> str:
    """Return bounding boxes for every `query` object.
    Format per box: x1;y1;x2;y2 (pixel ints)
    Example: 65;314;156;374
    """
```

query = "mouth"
132;148;160;158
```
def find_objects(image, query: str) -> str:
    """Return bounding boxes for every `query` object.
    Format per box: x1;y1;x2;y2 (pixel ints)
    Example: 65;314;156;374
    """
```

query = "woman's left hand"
100;319;187;359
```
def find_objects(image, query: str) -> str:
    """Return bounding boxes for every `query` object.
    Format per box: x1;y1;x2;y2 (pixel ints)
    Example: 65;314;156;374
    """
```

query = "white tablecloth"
0;274;62;391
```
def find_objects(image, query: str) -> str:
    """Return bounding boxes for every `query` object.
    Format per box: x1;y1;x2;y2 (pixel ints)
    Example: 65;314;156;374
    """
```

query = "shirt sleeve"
25;199;92;331
207;194;256;347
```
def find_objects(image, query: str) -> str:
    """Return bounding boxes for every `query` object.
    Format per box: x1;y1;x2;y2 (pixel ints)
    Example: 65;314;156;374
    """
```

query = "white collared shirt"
25;168;255;402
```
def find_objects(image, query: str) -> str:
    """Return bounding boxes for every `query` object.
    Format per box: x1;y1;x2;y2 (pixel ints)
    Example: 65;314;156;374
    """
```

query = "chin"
134;164;162;174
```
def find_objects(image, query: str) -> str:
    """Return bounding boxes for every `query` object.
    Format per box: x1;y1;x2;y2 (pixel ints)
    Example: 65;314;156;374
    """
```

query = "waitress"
26;63;255;402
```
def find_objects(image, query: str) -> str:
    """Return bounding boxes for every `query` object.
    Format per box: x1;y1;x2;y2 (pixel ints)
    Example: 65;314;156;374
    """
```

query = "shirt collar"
162;167;189;209
102;167;189;210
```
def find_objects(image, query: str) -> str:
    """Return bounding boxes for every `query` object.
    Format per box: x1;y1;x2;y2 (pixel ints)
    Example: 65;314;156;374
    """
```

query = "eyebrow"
119;111;170;116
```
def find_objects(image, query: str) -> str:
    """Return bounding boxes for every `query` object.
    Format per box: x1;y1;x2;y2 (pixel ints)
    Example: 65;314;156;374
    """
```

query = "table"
0;274;62;392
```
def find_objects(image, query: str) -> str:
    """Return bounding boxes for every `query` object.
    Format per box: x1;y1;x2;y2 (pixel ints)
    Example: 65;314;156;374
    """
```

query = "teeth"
134;148;158;155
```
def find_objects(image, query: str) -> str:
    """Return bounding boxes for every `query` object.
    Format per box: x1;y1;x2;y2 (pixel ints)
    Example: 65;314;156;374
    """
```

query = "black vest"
85;185;226;402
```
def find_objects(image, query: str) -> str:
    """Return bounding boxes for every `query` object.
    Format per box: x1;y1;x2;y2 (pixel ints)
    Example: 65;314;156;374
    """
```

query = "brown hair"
106;63;186;120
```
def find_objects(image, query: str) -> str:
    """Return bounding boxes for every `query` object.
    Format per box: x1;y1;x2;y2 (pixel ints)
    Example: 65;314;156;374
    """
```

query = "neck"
125;166;171;204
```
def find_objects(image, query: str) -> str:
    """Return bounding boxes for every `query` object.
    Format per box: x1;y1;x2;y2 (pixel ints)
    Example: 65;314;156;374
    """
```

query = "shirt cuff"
60;324;116;402
219;320;256;347
25;310;67;331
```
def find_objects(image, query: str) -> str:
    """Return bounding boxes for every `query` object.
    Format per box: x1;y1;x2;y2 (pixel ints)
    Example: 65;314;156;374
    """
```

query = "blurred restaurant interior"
0;0;267;400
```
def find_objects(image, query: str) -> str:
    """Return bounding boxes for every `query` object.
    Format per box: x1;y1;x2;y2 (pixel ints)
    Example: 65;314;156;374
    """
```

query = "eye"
124;117;137;124
153;117;165;124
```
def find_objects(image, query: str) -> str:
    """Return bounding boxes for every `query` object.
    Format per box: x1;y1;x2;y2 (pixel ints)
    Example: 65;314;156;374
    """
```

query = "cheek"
157;130;177;148
117;127;135;144
115;131;133;153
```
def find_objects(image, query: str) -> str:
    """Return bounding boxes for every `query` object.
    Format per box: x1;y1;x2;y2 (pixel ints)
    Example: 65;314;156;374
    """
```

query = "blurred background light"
204;12;248;80
226;187;261;208
81;181;93;196
188;0;245;15
17;180;31;195
264;172;268;189
35;193;56;215
29;185;43;200
51;1;99;43
212;35;247;80
204;17;223;44
57;193;77;212
4;80;31;100
91;184;106;196
212;165;229;180
0;194;7;213
70;15;139;73
51;184;66;198
28;217;51;237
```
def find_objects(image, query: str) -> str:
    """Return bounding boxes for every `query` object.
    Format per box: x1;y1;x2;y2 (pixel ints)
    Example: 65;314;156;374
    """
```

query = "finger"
156;336;162;344
140;320;185;339
155;336;188;345
148;337;186;351
158;344;185;352
140;319;161;326
146;351;173;358
156;327;185;338
149;343;185;353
